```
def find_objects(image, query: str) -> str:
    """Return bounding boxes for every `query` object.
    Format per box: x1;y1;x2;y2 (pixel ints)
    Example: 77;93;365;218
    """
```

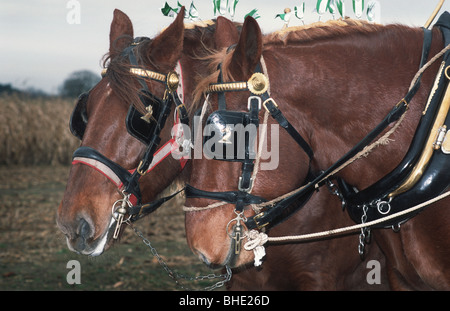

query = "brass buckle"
137;160;147;176
176;102;187;114
253;212;269;230
263;98;278;113
395;98;408;110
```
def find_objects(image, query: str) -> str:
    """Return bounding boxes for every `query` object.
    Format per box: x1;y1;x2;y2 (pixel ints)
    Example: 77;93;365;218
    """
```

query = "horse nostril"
198;252;211;266
77;218;93;240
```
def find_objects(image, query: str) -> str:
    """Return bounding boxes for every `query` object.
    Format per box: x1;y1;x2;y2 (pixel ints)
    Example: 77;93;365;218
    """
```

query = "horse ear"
214;16;239;50
229;16;262;79
109;9;134;58
148;6;185;71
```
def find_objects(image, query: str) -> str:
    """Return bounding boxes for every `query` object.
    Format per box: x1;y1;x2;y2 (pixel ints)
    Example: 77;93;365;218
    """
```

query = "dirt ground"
0;165;222;291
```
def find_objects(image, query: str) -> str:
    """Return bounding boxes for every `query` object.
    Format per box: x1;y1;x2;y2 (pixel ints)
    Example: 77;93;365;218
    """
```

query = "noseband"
69;37;189;234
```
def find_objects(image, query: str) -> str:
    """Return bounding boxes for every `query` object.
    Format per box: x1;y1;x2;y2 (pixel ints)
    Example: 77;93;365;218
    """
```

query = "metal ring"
111;195;133;222
445;66;450;80
226;218;238;238
111;199;125;221
376;201;391;215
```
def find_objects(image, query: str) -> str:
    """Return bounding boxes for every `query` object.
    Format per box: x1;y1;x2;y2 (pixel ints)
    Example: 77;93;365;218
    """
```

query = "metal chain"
127;222;232;291
358;205;371;259
326;179;347;209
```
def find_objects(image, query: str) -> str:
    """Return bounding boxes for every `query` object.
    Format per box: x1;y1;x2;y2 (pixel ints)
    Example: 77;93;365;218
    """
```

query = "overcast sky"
1;0;448;94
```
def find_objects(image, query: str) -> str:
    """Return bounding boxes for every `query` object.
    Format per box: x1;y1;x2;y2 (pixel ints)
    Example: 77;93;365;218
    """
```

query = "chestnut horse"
56;8;237;256
184;15;450;290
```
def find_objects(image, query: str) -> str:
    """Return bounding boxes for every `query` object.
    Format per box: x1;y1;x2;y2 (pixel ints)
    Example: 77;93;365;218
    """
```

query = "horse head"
57;8;187;256
184;17;313;269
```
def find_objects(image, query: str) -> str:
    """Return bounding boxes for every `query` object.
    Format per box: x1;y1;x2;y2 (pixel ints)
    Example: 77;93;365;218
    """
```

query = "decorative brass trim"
424;0;445;29
166;70;180;93
140;105;154;123
129;67;166;83
423;62;445;115
389;83;450;198
205;73;270;95
206;82;248;93
248;73;269;95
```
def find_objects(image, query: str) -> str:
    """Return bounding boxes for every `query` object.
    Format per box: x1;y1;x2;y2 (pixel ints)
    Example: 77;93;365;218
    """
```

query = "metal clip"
232;225;242;255
226;211;247;255
112;193;132;239
247;96;262;111
433;125;447;150
238;176;253;192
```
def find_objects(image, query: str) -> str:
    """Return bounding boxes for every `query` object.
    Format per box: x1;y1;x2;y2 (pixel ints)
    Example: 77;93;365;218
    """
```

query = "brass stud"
166;71;180;92
248;73;269;95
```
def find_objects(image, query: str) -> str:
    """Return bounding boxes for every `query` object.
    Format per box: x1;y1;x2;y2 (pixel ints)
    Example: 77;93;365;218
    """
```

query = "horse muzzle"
57;210;116;257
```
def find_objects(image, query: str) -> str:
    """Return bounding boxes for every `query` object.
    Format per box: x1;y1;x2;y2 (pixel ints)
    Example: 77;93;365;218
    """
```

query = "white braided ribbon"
244;230;269;267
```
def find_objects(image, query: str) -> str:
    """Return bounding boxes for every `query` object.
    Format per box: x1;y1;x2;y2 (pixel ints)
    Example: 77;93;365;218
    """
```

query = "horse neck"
264;25;442;189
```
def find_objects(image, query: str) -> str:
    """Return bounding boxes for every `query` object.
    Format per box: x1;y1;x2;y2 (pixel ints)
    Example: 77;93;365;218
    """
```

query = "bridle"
185;57;316;257
69;37;189;237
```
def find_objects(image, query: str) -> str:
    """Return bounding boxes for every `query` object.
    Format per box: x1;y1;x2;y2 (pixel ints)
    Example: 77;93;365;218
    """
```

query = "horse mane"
264;18;383;45
103;21;219;115
192;18;415;111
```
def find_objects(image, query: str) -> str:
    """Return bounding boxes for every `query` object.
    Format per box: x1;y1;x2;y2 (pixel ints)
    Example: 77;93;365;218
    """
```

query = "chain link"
127;222;232;291
358;205;371;259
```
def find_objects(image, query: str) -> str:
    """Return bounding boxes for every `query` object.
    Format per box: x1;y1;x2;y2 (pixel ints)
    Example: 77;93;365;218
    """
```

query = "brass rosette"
166;71;180;93
247;72;269;95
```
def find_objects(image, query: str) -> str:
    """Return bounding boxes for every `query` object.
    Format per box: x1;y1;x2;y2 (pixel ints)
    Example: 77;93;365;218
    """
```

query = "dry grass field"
0;94;79;166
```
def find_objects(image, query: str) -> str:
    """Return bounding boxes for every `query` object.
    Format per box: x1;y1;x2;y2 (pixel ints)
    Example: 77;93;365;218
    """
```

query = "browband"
102;67;179;93
206;72;270;96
